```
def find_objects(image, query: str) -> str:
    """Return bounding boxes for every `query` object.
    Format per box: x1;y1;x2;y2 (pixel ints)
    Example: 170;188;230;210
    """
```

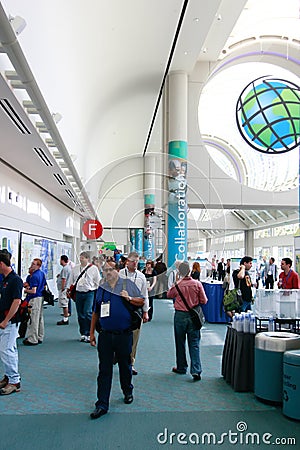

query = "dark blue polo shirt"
93;277;143;331
0;270;23;322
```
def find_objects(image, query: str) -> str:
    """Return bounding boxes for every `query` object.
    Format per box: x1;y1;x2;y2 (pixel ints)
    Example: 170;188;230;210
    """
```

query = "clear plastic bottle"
243;313;250;333
268;316;275;332
249;315;256;334
236;314;242;332
232;314;236;330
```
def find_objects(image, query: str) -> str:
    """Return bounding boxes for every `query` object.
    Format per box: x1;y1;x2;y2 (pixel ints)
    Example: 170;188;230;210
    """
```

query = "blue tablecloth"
202;282;230;323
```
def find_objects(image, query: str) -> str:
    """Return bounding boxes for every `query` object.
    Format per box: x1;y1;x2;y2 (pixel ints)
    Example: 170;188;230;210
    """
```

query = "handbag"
42;284;55;306
67;264;92;300
121;279;143;330
174;283;205;330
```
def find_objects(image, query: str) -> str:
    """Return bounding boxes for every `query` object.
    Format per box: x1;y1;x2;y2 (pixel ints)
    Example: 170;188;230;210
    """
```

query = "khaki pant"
131;322;142;366
26;296;44;344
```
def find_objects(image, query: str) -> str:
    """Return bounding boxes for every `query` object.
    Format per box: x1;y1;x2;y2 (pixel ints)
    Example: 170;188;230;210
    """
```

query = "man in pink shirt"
167;261;208;381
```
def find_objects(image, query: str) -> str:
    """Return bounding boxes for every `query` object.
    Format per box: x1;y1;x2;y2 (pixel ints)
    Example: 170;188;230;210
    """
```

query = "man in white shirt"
68;252;101;342
119;251;149;375
56;255;72;325
167;260;181;290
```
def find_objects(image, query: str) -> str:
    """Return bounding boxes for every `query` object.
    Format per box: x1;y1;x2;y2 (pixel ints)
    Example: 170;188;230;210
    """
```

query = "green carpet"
0;300;299;449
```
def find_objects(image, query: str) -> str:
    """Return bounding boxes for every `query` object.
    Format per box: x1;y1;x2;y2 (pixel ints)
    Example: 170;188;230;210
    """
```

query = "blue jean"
241;300;252;312
0;322;20;384
174;310;202;375
75;291;94;336
96;330;133;411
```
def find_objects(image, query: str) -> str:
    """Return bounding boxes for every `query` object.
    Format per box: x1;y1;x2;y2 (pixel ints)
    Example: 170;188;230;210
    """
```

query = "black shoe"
38;340;43;344
124;394;133;404
23;339;38;346
192;374;201;381
57;319;69;325
172;367;186;374
90;407;107;419
132;368;138;375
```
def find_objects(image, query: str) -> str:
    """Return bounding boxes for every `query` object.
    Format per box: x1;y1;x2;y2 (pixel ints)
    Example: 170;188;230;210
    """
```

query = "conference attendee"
191;261;201;281
0;249;23;395
56;255;72;325
154;257;167;298
89;261;144;419
68;252;101;342
23;258;46;346
217;258;226;281
119;252;148;375
142;260;157;321
264;257;277;289
278;258;300;289
167;260;181;289
167;261;208;381
19;265;34;339
232;256;254;312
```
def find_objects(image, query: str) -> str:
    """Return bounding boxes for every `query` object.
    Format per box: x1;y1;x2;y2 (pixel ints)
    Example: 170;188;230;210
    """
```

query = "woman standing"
191;261;201;280
167;261;208;381
142;260;157;321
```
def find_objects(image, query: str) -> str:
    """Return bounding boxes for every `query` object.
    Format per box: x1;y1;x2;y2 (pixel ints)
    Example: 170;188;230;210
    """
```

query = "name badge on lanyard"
101;302;110;317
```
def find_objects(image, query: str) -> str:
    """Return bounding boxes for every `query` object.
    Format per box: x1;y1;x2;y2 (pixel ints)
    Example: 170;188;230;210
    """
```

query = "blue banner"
167;141;188;267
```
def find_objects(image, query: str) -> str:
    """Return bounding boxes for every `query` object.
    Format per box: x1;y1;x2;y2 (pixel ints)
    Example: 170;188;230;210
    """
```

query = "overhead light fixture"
52;112;63;123
8;15;27;35
202;47;207;53
216;14;222;21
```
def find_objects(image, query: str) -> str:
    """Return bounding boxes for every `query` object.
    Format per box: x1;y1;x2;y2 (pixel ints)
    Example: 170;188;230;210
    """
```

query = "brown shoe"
0;375;8;389
0;382;20;395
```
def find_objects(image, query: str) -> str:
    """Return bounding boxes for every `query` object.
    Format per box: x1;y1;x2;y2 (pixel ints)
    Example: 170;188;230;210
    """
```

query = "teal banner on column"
130;229;135;253
167;140;188;267
144;194;155;260
135;228;143;255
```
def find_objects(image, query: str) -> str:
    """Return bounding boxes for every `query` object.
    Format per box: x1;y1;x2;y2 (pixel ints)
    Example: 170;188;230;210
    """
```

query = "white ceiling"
0;0;247;210
0;0;299;230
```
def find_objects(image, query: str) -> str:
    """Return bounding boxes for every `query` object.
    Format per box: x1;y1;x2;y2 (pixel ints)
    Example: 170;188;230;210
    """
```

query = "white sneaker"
85;336;90;343
80;335;86;342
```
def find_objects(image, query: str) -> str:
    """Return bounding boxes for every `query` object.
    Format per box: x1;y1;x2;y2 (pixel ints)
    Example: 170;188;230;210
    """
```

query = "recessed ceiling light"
184;51;188;55
193;18;200;22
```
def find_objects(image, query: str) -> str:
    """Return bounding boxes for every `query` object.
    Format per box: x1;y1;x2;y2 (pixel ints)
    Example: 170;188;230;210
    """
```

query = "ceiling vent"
53;173;66;186
65;189;75;199
33;147;53;167
0;98;31;134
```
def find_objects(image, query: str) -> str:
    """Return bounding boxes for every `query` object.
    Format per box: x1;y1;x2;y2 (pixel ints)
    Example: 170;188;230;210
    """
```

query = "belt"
101;328;131;335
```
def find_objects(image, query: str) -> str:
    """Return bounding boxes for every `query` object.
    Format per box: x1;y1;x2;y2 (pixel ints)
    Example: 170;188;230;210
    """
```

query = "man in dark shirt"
89;261;144;419
0;249;23;395
232;256;254;312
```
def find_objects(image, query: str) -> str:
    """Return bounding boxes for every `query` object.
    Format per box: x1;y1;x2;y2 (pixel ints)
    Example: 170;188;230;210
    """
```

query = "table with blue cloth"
201;281;230;323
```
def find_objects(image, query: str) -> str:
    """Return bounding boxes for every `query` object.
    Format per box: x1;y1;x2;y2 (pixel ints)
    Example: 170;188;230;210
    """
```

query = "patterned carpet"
0;299;299;449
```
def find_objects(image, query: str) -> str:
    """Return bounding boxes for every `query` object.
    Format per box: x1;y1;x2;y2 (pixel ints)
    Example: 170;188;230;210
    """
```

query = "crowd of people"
0;247;299;420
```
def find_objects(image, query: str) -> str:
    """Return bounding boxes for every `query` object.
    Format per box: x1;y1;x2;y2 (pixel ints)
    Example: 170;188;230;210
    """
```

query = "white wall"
0;163;81;244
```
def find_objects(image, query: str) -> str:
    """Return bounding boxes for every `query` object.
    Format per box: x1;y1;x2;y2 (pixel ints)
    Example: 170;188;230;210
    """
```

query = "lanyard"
125;268;137;284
